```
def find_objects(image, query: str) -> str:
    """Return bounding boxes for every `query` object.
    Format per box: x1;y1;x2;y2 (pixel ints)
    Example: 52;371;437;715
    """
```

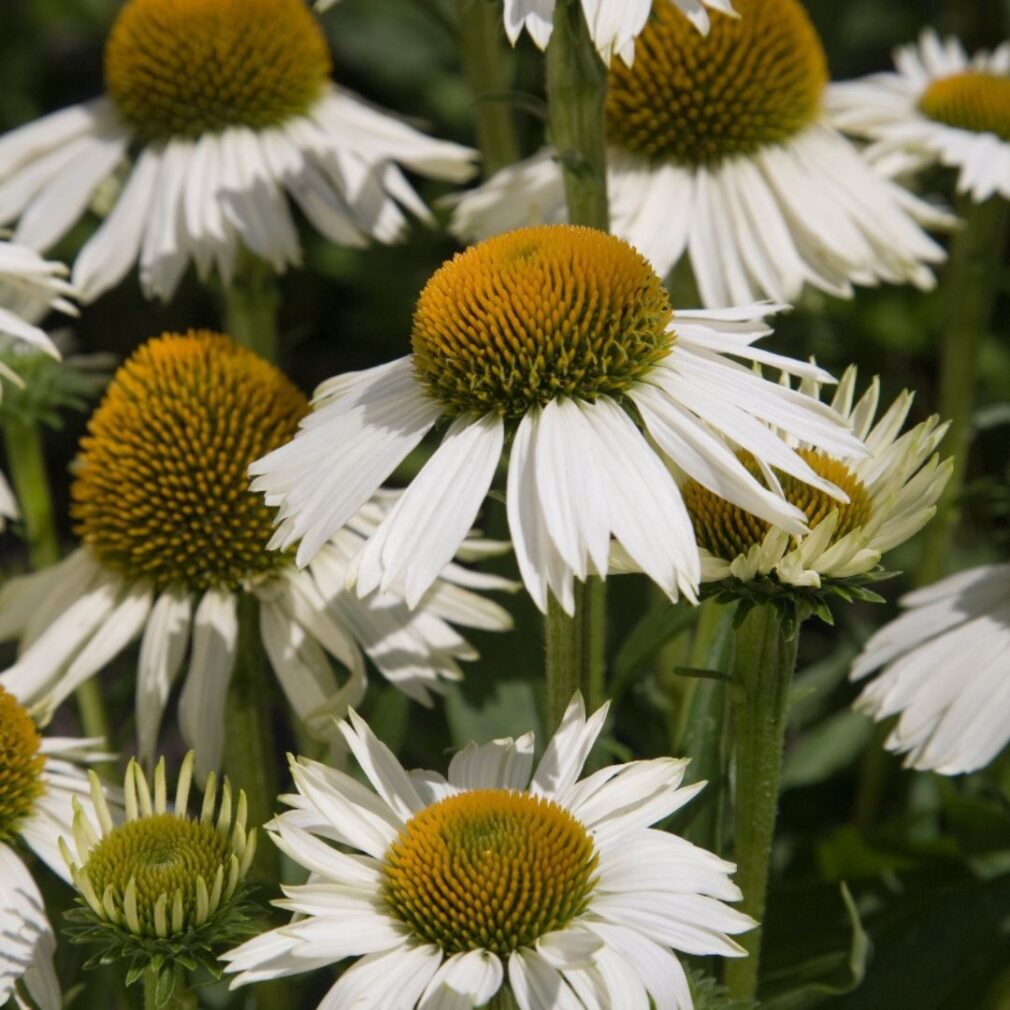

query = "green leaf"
672;666;735;683
761;883;869;1009
611;600;698;691
781;710;875;791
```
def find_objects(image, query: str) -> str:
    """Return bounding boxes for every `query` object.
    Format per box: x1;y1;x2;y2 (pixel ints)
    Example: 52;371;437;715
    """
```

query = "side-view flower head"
829;29;1010;202
451;0;952;308
253;224;868;614
0;684;111;1010
0;240;76;527
60;752;255;984
680;367;951;589
851;563;1010;775
0;0;477;303
0;331;514;779
223;695;754;1010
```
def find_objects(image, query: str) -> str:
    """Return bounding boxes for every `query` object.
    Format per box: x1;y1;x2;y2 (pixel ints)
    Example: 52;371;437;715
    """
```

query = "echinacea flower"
0;0;477;303
253;224;866;614
0;240;76;526
0;332;513;778
60;752;255;984
500;0;736;65
223;696;753;1010
829;30;1010;203
451;0;951;307
0;685;109;1010
851;564;1010;774
680;367;951;589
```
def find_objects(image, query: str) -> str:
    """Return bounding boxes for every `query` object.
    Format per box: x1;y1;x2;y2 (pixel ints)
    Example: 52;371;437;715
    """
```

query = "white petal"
351;414;504;607
136;587;192;764
177;589;239;779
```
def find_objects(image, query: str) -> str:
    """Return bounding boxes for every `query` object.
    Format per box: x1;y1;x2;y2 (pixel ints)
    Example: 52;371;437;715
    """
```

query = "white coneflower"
0;684;109;1010
61;753;255;985
851;564;1010;775
223;696;753;1009
679;367;951;589
0;240;76;526
451;0;951;307
829;30;1010;202
0;0;477;303
0;332;514;778
253;224;866;614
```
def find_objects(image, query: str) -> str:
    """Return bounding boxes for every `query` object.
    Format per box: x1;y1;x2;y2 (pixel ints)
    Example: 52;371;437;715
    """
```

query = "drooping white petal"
177;588;239;779
136;587;192;764
350;414;504;607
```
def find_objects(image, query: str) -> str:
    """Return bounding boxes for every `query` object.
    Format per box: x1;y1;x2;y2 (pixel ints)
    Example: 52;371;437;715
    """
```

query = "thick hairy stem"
458;0;521;175
545;579;606;728
546;0;609;230
918;194;1009;584
724;604;800;1001
221;253;281;364
224;593;280;883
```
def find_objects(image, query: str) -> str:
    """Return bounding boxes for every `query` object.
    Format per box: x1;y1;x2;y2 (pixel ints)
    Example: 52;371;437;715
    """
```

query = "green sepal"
0;350;114;429
702;567;897;639
63;882;258;986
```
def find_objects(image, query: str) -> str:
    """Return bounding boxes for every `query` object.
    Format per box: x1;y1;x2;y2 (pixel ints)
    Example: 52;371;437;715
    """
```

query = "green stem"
546;0;609;229
723;604;800;1002
221;254;281;364
3;418;59;567
2;418;113;758
224;594;280;883
458;0;521;176
549;585;589;727
545;578;606;728
142;963;196;1010
487;987;520;1010
675;599;735;854
918;194;1010;585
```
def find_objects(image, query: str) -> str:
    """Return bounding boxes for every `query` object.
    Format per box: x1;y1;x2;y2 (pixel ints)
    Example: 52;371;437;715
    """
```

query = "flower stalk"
918;193;1009;584
546;0;610;230
724;603;800;1001
221;253;281;364
224;593;279;882
458;0;521;176
545;580;607;728
143;964;196;1010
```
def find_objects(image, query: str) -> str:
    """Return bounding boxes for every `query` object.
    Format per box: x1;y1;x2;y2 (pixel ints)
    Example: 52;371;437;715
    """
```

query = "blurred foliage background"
2;1;1010;1008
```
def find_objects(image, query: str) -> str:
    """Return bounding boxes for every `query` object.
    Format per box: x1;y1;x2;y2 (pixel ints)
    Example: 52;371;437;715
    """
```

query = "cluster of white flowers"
0;1;1007;1008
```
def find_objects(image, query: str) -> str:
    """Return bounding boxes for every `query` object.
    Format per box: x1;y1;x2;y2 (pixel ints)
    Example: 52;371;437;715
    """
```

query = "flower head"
73;331;306;592
0;685;110;1010
681;367;951;591
829;30;1010;202
223;696;753;1009
105;0;331;140
451;0;950;306
851;564;1010;775
62;753;255;980
0;240;77;527
0;0;476;302
0;332;514;778
254;224;866;613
